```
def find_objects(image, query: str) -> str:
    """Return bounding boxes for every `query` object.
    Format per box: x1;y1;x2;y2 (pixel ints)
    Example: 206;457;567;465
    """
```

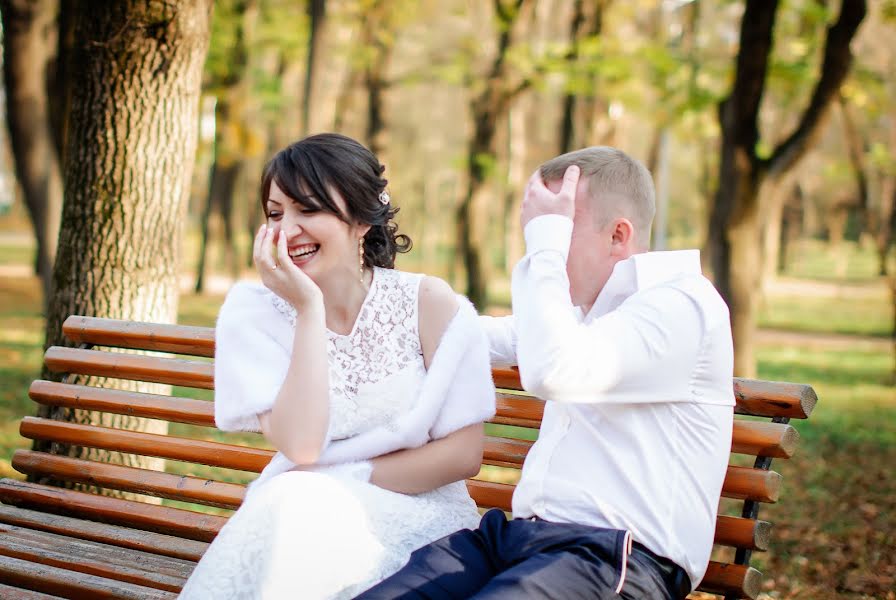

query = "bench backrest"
2;316;817;599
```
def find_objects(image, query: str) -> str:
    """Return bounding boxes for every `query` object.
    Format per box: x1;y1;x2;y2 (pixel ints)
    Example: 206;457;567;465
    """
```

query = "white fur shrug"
213;281;496;486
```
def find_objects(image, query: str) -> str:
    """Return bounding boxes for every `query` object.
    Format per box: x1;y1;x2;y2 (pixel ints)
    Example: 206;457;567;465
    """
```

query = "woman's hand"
253;224;323;312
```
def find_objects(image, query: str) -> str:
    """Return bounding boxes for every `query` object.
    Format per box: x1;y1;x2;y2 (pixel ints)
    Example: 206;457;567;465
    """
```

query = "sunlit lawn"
0;234;893;598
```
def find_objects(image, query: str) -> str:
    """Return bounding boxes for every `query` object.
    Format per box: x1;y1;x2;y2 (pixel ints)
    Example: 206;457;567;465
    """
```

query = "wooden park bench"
0;315;817;599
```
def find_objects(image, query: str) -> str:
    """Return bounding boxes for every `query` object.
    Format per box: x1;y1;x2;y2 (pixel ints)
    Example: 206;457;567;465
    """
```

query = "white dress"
178;268;488;600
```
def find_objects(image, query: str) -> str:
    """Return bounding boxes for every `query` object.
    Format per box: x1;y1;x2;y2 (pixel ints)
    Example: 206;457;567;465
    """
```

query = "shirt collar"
586;249;702;319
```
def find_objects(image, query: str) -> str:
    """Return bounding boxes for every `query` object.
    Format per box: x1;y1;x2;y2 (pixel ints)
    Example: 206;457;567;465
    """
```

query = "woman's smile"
288;243;320;266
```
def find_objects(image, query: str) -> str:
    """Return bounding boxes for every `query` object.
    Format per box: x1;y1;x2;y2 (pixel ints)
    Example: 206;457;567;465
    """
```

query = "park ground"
0;225;893;599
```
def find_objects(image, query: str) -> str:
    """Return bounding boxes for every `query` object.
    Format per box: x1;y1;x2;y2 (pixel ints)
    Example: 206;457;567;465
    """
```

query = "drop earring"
358;238;365;285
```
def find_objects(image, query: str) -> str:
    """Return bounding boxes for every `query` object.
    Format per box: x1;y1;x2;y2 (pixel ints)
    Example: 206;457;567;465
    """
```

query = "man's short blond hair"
540;146;655;249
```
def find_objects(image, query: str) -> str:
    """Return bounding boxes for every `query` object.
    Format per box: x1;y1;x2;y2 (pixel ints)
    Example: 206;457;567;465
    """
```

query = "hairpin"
378;190;390;205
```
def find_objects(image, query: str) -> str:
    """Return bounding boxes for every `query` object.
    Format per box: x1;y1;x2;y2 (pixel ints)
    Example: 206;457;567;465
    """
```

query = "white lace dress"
178;268;485;600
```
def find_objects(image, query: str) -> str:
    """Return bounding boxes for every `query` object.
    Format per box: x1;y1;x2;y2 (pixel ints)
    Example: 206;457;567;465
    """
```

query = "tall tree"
302;0;326;135
707;0;866;376
458;0;533;308
0;0;63;304
195;0;259;293
37;0;212;483
558;0;608;154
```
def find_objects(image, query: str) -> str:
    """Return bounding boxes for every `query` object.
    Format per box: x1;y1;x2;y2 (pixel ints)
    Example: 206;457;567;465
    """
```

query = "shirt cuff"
523;215;573;261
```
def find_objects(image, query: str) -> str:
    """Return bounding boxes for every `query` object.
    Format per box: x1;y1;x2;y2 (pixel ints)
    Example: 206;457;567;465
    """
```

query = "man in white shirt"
357;147;734;599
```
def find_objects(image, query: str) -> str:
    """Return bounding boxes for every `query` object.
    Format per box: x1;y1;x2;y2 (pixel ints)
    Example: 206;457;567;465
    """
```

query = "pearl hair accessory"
378;190;390;205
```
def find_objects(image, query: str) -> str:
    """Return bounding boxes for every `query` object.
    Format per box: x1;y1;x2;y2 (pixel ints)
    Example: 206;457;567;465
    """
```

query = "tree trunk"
457;0;530;308
0;0;63;304
457;118;496;309
709;0;866;376
839;94;873;236
194;0;256;293
875;112;896;276
37;0;212;491
195;157;243;293
302;0;326;135
559;0;607;153
356;1;395;159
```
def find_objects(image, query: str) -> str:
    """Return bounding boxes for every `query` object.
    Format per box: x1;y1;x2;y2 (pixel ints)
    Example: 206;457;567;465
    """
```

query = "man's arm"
479;314;517;366
512;236;704;403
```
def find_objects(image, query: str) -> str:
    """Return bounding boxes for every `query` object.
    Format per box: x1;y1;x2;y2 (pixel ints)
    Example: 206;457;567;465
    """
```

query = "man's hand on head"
520;165;579;229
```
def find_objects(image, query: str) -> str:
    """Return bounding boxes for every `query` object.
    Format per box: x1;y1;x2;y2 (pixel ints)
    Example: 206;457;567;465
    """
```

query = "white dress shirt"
482;214;734;589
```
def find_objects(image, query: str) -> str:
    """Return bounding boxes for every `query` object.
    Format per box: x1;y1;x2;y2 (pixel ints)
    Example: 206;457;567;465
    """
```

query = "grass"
0;231;893;599
758;292;892;338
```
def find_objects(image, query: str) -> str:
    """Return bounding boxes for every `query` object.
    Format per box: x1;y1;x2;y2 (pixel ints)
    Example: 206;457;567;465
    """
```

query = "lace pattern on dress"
269;268;426;440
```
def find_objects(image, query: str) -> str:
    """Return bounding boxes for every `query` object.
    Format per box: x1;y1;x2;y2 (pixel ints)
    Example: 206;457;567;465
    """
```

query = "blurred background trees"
0;0;894;378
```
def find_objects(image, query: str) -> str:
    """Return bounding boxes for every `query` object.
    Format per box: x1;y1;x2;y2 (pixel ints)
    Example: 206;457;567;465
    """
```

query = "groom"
357;147;734;599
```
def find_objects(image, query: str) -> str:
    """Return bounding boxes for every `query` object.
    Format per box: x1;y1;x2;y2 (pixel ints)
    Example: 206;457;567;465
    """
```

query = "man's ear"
609;218;635;255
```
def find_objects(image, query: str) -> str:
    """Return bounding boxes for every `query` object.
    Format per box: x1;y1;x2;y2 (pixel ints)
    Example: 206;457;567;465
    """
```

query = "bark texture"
0;0;63;303
708;0;866;376
37;0;212;489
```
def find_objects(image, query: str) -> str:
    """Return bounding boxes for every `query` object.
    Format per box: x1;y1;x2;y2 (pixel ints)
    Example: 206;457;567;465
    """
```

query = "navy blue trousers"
355;509;690;600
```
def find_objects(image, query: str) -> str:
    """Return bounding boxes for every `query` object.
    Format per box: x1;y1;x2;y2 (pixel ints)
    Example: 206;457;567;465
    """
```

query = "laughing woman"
178;134;495;599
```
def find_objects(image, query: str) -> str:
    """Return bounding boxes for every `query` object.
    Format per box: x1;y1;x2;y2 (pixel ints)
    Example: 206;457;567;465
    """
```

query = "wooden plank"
29;381;216;427
43;347;214;390
0;524;193;592
715;515;770;551
466;479;514;511
492;367;523;390
12;451;246;510
63;316;215;358
699;561;762;599
482;436;532;469
0;479;226;542
0;583;66;600
734;378;817;419
18;417;272;473
723;466;782;503
492;393;543;428
731;420;798;459
0;505;208;562
468;479;772;551
0;554;177;600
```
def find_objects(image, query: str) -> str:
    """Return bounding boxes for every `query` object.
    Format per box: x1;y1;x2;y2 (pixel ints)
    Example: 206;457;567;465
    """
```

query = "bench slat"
9;452;771;553
466;479;513;510
731;420;798;458
0;524;192;592
733;379;816;420
0;479;226;542
63;316;215;358
493;394;543;428
12;451;246;510
494;367;815;421
29;380;216;427
27;381;798;461
702;561;762;599
0;505;208;562
19;417;785;504
19;417;273;473
723;466;782;503
0;583;66;599
715;515;770;551
0;553;177;600
44;347;214;390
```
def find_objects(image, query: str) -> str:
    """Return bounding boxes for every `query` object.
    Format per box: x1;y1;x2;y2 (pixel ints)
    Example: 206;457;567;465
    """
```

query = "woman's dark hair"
260;133;412;268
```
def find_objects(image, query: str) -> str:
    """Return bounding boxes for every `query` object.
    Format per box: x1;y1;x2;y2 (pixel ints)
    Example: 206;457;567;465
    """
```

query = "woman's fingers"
276;230;290;269
252;224;266;268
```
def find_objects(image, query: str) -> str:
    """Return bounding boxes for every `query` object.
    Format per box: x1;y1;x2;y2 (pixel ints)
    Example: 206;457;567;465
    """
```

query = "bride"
178;133;495;599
